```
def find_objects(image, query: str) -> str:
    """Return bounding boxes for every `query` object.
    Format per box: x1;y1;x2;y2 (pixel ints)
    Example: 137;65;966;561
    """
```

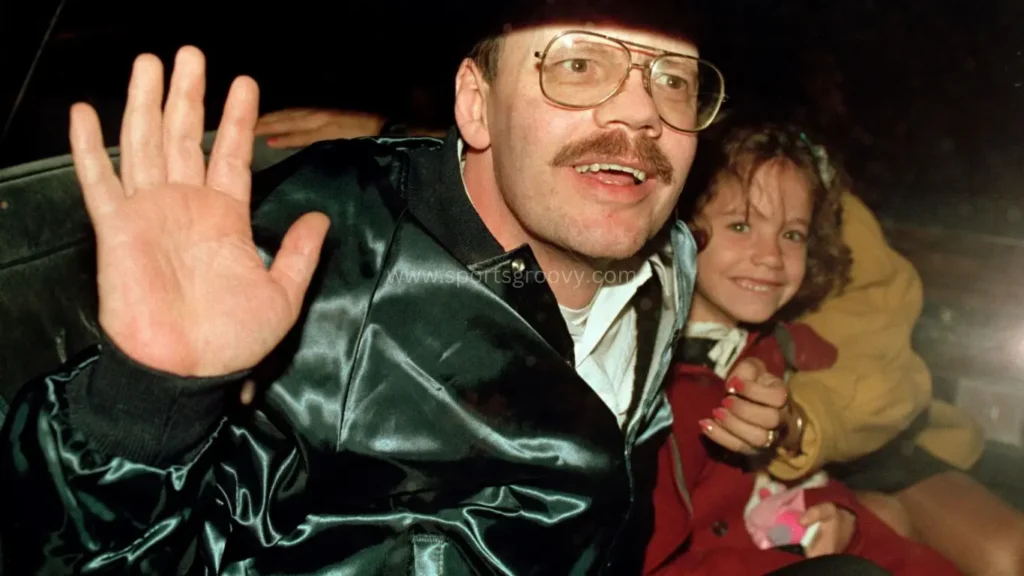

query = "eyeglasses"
533;30;726;133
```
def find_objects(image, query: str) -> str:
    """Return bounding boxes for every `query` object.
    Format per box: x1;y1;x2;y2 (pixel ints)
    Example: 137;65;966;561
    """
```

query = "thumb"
800;503;832;526
803;528;828;558
728;357;766;384
269;212;331;315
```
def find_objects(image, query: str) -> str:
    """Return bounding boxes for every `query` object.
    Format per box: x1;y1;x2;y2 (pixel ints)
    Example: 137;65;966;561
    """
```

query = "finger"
119;53;166;195
757;368;788;391
723;394;783;430
748;380;788;409
803;527;828;558
163;46;207;185
70;103;123;223
698;418;758;455
269;212;331;317
726;357;766;389
253;108;310;133
207;76;260;202
240;380;256;405
727;372;788;409
801;503;835;526
263;130;331;149
711;406;776;451
723;358;764;397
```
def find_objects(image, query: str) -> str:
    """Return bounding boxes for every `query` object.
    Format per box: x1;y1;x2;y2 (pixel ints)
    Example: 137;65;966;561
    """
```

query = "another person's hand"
255;108;386;148
700;358;788;455
801;502;857;557
69;46;330;378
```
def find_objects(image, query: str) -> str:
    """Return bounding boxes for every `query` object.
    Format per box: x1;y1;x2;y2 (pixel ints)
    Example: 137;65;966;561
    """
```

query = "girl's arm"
768;193;934;480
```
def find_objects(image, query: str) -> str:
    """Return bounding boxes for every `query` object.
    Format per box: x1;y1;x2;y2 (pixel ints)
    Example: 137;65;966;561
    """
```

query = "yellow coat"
769;193;986;480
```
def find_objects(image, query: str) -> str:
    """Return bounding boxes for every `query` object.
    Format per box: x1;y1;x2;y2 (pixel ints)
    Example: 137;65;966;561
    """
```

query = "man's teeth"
574;162;648;183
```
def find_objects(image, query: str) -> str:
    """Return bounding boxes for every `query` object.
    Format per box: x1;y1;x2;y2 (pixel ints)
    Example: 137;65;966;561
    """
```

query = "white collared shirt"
560;256;674;427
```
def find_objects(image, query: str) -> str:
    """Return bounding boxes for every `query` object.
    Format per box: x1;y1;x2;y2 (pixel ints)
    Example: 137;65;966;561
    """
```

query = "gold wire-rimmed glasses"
533;29;727;132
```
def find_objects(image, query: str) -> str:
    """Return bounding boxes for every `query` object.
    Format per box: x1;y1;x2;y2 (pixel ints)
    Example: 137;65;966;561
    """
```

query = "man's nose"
592;69;662;137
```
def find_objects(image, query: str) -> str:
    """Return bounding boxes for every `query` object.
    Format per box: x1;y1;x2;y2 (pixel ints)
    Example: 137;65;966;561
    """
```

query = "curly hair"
678;122;853;322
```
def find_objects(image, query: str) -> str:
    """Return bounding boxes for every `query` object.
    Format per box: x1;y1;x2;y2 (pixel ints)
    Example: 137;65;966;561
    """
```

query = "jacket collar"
403;128;507;266
402;128;575;362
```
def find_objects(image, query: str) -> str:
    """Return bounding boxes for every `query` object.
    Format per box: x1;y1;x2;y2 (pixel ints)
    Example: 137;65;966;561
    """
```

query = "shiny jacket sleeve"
0;341;498;575
769;193;934;480
0;339;237;573
0;148;295;573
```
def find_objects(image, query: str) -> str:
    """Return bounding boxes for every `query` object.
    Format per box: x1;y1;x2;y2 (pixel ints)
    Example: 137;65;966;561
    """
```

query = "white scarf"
684;322;749;378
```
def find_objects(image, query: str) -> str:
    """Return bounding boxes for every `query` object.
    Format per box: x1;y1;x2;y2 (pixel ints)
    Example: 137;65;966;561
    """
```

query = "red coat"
644;324;961;576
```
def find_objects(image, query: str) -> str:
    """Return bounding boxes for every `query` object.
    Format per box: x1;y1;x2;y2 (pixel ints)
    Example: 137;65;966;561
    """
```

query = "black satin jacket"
0;131;697;575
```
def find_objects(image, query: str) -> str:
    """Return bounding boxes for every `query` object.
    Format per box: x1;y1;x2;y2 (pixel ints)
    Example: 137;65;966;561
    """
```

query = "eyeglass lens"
539;32;724;131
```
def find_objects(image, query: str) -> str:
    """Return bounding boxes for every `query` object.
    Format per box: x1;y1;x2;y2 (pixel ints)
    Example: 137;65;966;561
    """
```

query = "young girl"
643;122;961;575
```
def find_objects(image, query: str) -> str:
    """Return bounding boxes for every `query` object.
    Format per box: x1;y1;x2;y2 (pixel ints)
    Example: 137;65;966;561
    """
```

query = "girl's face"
690;158;813;326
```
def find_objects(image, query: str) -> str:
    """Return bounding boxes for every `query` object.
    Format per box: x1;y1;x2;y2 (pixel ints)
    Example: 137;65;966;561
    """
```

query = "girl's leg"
855;491;915;538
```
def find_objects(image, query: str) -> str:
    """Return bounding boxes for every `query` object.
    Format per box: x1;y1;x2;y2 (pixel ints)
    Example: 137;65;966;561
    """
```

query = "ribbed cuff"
67;335;245;466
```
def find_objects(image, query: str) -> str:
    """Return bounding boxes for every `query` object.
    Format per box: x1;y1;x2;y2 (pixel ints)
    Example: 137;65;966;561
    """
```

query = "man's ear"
454;58;491;150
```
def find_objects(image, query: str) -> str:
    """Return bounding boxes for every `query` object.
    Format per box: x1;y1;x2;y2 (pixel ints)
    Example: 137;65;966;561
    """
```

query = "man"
1;3;848;574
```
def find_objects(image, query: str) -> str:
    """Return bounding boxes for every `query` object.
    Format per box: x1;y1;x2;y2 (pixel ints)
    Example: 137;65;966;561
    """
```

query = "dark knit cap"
447;0;705;55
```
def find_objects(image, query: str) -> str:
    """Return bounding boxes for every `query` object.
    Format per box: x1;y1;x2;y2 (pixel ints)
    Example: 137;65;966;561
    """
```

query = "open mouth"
734;278;782;293
574;162;648;185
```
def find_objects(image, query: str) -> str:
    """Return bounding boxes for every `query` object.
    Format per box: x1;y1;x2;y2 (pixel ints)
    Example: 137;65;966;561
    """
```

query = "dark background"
3;0;1024;237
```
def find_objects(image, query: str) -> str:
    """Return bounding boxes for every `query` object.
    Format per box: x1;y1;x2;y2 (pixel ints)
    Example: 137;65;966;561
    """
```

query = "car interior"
1;0;1022;570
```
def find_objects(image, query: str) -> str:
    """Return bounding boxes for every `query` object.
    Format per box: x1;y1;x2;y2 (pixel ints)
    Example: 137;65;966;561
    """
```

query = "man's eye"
654;74;688;91
561;59;590;73
727;222;750;233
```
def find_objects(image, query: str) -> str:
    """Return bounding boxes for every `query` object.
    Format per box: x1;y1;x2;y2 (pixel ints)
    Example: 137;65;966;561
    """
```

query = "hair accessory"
798;132;836;188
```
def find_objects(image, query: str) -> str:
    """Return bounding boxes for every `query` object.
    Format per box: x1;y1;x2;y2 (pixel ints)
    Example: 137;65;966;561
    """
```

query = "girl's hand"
699;357;788;455
801;502;857;557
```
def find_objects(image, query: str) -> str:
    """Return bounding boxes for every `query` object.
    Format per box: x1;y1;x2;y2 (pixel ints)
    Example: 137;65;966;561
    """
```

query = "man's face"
480;25;700;263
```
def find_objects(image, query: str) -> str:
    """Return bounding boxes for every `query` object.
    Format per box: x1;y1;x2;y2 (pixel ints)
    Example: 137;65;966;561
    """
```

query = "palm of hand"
97;185;290;376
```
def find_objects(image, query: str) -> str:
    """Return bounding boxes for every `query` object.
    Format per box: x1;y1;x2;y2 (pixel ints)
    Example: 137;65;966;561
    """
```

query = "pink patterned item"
744;472;828;550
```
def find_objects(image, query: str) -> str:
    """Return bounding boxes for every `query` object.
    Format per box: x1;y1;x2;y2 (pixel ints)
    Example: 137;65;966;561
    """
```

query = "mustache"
551;130;675;182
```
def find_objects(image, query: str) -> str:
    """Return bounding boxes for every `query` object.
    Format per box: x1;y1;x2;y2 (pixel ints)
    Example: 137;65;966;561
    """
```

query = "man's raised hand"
70;46;330;378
